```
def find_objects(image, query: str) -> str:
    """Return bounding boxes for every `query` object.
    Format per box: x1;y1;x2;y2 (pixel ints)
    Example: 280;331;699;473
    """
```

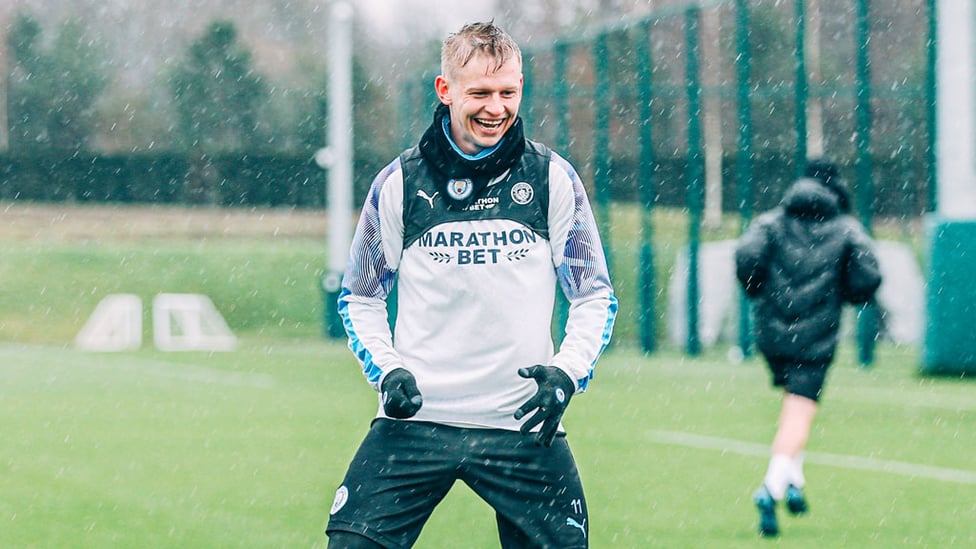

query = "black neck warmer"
418;103;526;209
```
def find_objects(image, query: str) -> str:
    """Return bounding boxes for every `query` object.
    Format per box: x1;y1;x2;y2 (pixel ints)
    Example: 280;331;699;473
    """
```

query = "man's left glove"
381;368;423;419
514;365;575;447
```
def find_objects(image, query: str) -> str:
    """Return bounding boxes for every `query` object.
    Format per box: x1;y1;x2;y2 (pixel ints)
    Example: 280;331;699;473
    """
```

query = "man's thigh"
459;432;589;548
326;419;457;548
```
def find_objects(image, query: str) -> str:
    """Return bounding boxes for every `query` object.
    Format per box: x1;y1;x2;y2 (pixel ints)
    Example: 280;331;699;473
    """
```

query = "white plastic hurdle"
152;293;237;351
75;293;237;352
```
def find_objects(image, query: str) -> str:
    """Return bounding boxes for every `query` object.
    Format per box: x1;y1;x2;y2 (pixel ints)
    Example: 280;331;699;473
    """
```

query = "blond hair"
441;21;522;80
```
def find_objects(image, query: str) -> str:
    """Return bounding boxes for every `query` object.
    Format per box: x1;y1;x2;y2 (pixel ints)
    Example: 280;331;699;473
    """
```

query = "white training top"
338;149;617;431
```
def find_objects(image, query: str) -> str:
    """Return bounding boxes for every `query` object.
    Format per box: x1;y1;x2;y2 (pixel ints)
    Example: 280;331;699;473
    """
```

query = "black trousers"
326;418;589;548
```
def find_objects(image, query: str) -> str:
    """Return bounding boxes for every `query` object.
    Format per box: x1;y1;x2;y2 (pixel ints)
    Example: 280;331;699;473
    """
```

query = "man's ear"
434;75;451;104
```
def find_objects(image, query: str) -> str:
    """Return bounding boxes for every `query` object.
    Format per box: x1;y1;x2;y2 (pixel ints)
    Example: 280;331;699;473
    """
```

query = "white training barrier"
76;293;237;352
152;293;237;352
75;294;143;351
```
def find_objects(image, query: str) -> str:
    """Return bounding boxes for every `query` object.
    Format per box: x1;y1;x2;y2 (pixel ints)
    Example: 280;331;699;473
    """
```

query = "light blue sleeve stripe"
597;292;619;362
338;288;383;384
576;292;618;392
337;160;400;386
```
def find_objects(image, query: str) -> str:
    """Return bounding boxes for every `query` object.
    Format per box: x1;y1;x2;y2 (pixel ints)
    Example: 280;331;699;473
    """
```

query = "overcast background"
0;0;672;154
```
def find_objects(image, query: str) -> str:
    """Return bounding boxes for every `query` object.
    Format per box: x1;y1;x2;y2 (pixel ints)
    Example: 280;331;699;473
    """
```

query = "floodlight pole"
321;0;354;339
934;0;976;216
922;0;976;374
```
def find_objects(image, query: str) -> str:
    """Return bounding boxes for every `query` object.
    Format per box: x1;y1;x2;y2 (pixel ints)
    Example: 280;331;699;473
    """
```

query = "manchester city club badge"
511;182;534;205
446;178;474;201
330;485;348;515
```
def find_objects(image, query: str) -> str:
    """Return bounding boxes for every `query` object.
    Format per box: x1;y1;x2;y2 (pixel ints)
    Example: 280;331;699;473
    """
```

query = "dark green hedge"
0;151;929;217
0;153;327;207
607;153;931;218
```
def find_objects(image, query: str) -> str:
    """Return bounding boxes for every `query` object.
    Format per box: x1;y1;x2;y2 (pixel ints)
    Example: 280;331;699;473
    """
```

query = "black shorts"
326;418;589;549
767;360;831;402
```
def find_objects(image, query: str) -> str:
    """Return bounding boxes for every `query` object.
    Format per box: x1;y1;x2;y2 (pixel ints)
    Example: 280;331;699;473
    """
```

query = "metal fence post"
553;42;571;344
794;0;808;174
736;0;755;358
925;0;938;213
685;7;703;356
522;54;534;135
636;21;657;354
593;33;613;270
855;0;878;366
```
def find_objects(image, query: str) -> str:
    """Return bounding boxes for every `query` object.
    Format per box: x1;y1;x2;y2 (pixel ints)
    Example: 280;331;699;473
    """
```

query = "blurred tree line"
6;13;107;152
4;11;356;158
0;9;396;206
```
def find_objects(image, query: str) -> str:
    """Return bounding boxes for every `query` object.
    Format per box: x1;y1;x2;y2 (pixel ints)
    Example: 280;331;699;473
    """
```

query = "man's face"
434;53;522;155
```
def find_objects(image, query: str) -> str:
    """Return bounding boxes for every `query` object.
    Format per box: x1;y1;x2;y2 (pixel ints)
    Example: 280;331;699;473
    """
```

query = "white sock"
790;453;806;489
763;454;792;501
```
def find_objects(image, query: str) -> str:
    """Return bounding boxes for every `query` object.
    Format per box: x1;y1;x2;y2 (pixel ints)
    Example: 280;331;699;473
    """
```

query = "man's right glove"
381;368;423;419
514;365;576;447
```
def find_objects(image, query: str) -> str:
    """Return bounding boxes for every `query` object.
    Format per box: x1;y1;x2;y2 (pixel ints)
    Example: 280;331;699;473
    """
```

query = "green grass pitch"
2;341;974;547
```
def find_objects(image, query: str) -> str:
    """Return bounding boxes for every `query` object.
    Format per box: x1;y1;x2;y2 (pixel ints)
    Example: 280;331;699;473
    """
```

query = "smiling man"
325;21;617;549
435;32;521;154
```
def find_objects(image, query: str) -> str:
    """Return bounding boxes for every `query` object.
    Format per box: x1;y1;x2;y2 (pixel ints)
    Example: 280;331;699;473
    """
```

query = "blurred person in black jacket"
735;158;882;537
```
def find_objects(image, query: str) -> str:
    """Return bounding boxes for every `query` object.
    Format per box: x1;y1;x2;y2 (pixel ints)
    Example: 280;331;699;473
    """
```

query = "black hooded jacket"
735;178;882;365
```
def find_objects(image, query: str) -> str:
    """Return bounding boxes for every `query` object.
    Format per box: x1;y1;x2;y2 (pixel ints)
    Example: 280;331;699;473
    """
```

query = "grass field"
3;340;974;548
1;202;973;548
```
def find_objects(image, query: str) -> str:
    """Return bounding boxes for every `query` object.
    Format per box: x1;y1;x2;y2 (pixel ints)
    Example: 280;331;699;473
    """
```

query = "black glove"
514;365;575;447
381;368;423;419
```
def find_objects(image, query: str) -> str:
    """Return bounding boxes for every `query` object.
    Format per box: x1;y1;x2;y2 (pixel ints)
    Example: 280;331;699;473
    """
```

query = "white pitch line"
0;344;275;389
648;430;976;485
